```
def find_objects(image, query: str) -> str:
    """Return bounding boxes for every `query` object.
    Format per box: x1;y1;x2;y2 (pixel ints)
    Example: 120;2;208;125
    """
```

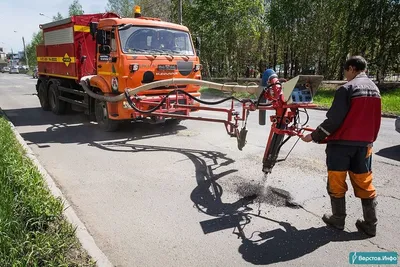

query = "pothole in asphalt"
235;181;301;208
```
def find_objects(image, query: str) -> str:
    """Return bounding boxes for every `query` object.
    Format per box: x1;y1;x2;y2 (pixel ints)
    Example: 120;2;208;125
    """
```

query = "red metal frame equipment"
117;70;324;175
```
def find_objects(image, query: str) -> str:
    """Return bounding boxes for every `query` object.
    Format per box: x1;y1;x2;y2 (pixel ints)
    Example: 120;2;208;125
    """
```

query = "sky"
1;0;109;53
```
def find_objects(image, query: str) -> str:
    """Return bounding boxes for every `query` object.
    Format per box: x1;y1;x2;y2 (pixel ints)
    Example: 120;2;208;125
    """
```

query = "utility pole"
178;0;182;24
22;36;29;67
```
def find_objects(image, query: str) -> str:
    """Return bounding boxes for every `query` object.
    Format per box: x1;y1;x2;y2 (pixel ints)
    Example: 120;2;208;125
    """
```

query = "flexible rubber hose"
79;77;261;103
124;88;256;114
80;79;125;102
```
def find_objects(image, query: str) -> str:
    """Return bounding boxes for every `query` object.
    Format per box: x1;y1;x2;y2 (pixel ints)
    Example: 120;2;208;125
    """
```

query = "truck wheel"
48;83;66;115
95;99;120;132
38;82;50;111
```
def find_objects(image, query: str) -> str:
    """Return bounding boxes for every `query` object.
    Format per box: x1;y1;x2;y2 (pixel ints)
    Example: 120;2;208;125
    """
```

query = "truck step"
58;96;88;108
58;86;86;96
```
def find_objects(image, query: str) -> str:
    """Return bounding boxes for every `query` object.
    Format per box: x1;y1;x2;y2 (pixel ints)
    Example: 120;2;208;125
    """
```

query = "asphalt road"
1;73;399;267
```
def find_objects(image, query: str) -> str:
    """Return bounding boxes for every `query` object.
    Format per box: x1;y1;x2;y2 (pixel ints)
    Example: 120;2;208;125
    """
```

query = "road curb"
0;108;114;267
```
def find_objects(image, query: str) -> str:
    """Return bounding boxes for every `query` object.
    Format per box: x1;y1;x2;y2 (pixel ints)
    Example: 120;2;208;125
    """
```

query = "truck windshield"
119;26;195;56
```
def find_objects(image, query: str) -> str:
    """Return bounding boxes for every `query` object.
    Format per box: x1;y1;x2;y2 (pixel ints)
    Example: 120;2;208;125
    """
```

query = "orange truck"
36;6;202;131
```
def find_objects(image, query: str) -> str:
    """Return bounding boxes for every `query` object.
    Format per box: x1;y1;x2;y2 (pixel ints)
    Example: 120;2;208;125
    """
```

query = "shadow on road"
90;139;369;265
3;107;187;147
190;157;369;265
376;145;400;161
237;221;368;265
3;107;87;127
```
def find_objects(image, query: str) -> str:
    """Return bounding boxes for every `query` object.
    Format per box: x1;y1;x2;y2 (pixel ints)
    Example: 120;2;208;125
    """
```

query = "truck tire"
94;99;120;132
48;83;66;115
38;82;50;111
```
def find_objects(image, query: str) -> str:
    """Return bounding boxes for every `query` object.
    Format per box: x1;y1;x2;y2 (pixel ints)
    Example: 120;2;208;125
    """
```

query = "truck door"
97;29;120;93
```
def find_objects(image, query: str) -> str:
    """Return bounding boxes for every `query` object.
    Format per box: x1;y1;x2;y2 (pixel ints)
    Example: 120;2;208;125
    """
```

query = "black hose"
124;88;256;114
278;108;310;152
277;135;292;151
299;108;309;126
255;85;274;108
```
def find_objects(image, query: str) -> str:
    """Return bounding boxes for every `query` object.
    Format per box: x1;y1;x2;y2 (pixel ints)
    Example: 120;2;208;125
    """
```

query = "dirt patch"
281;157;326;174
234;180;301;208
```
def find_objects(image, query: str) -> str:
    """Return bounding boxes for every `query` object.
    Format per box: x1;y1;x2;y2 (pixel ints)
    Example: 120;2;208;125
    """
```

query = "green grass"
0;116;95;266
199;87;258;99
199;86;400;116
199;87;227;97
381;88;400;115
314;87;400;116
312;87;336;108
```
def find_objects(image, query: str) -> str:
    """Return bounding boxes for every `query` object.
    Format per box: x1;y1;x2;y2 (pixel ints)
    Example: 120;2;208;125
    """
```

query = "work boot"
322;196;346;230
356;198;377;237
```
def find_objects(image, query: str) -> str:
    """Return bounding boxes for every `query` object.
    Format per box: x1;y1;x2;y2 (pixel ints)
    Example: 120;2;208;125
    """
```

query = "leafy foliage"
25;32;43;68
52;12;64;21
135;0;173;21
106;0;136;17
26;1;85;68
25;0;399;81
183;0;399;81
69;0;84;16
183;0;266;79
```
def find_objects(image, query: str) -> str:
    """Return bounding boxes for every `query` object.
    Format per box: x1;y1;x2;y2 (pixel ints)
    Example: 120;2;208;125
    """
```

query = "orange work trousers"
325;143;376;199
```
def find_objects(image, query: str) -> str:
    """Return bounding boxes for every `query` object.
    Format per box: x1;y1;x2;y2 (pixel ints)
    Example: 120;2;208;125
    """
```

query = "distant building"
5;51;24;66
0;47;6;67
0;47;6;60
0;47;7;68
7;52;19;60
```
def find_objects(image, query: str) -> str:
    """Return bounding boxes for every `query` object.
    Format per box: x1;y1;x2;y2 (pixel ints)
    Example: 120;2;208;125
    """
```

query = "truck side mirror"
96;30;107;45
99;45;111;54
195;36;201;50
194;37;201;56
90;22;98;40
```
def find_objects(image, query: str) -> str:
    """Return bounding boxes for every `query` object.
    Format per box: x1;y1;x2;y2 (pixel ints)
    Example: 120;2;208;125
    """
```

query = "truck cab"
92;15;202;97
35;7;202;131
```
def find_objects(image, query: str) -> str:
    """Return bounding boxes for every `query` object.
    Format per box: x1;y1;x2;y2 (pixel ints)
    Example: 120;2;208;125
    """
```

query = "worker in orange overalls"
301;56;381;237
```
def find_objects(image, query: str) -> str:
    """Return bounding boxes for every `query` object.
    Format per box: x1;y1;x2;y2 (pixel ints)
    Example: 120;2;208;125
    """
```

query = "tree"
25;31;43;68
183;0;265;78
25;0;400;81
106;0;135;17
26;11;66;68
52;12;64;21
135;0;173;21
69;0;84;16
